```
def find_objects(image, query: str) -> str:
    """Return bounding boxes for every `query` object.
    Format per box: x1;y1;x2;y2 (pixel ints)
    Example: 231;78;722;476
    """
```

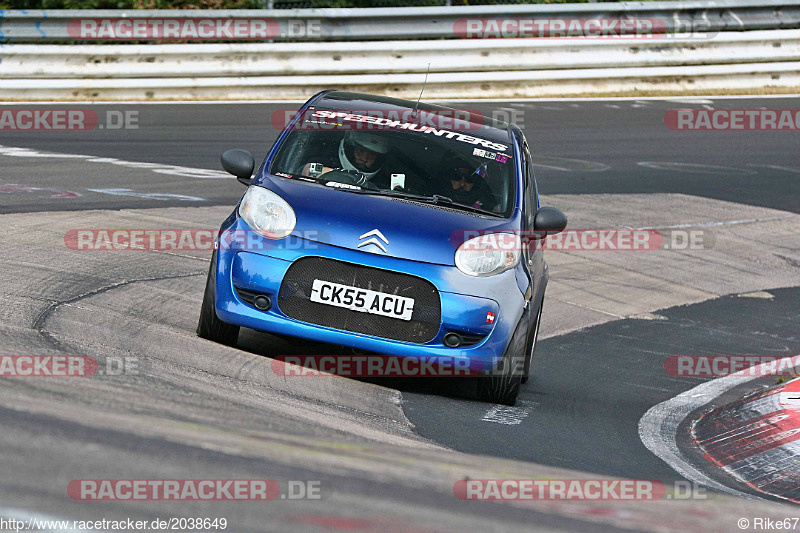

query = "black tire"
521;301;543;384
197;251;239;346
475;314;528;406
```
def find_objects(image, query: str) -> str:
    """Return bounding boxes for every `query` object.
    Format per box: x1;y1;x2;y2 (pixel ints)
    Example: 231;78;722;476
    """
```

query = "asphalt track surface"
0;98;798;214
403;287;800;487
1;98;799;531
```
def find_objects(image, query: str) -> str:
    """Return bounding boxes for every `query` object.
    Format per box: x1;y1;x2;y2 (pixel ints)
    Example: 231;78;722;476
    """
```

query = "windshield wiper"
424;194;501;217
336;188;500;217
333;187;424;199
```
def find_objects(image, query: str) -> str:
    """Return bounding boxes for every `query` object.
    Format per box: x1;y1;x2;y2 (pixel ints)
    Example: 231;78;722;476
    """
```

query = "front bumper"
214;220;527;370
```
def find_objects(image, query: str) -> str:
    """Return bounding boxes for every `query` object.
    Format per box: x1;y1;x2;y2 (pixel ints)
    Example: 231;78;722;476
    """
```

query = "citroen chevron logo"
358;229;388;254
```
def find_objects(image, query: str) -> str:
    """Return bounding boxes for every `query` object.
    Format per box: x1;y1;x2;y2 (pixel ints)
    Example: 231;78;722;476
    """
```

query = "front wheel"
474;315;527;406
197;251;239;346
521;301;543;384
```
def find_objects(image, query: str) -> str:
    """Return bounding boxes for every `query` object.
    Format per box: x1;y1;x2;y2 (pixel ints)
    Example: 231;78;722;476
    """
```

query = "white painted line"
638;378;758;499
88;188;207;202
637;162;757;175
666;98;715;105
638;359;800;500
482;402;535;425
748;164;800;174
632;214;797;231
549;297;625;319
0;146;88;159
0;144;229;179
532;156;610;172
736;291;774;299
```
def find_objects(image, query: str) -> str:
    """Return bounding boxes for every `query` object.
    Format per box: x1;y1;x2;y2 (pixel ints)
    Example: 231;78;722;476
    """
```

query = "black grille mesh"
278;257;441;343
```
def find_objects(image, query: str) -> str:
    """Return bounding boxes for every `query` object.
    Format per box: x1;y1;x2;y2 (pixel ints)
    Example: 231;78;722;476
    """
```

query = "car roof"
311;90;514;148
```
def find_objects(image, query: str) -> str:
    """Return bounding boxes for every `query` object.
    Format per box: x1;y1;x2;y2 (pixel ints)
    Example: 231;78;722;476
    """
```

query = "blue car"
197;90;566;405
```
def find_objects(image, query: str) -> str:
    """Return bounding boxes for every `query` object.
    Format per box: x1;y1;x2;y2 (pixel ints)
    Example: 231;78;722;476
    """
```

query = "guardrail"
4;30;799;79
1;2;799;100
2;30;799;100
1;0;800;42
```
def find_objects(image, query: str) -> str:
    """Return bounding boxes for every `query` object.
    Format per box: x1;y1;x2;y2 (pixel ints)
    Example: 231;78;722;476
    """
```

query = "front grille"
278;257;441;344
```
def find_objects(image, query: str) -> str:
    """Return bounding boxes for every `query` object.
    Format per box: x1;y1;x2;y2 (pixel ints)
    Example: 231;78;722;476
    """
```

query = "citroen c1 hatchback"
198;90;567;405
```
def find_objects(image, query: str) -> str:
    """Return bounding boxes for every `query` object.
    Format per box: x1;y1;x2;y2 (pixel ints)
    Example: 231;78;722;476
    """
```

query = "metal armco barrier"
2;60;799;100
1;0;799;42
3;30;799;79
1;2;799;99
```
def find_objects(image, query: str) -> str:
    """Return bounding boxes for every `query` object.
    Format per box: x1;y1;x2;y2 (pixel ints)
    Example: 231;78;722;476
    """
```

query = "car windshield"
269;111;516;218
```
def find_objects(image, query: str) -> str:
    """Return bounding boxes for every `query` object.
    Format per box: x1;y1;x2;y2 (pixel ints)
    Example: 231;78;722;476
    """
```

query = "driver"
302;131;392;187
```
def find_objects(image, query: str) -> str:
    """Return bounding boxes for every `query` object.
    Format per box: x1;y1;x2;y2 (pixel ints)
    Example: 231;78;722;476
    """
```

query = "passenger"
440;154;498;212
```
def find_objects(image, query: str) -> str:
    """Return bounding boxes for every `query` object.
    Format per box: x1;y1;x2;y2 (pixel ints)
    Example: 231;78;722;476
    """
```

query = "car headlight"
238;186;296;239
455;233;521;277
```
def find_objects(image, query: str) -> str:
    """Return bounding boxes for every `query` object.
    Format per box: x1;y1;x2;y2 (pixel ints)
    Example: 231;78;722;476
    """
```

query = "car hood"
259;177;517;266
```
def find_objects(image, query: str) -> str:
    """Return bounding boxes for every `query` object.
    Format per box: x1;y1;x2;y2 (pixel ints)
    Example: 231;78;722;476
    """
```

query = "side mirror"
221;149;255;185
534;206;567;234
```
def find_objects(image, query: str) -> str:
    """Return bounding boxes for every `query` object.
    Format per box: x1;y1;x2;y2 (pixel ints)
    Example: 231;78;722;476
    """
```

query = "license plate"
310;279;414;321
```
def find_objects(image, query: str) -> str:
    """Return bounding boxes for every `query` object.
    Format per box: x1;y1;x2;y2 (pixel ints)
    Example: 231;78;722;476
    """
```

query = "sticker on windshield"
473;148;510;163
325;181;362;190
309;111;509;153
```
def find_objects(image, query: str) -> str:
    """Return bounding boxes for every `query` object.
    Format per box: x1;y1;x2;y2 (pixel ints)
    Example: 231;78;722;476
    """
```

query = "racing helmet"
338;131;390;179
